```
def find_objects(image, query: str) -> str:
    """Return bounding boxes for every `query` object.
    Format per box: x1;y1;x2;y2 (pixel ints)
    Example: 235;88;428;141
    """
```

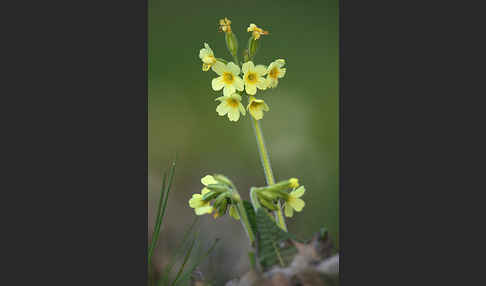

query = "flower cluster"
189;174;306;220
189;174;241;220
250;177;306;218
198;19;287;122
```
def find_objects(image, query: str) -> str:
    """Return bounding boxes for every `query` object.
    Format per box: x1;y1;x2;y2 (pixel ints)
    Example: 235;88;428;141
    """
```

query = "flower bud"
247;35;260;60
259;196;278;211
202;190;219;201
225;31;239;61
206;183;229;193
213;174;233;187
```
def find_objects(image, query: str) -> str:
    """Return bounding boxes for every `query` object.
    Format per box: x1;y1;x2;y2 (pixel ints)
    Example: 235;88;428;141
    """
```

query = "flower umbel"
216;93;246;122
242;61;267;95
247;23;269;40
265;59;286;88
247;96;269;120
218;17;232;33
199;43;217;72
211;61;244;97
284;186;305;217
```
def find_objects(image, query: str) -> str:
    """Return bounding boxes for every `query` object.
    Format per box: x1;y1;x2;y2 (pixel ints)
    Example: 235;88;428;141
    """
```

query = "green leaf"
254;209;300;271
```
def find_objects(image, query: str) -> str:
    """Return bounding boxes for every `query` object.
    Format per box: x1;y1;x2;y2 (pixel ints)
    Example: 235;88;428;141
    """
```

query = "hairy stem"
251;117;287;231
236;199;256;246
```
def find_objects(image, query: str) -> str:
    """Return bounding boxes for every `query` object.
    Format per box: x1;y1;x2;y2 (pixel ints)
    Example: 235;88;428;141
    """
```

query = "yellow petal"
289;197;305;212
284;204;294;217
201;175;218;186
201;187;211;195
195;205;213;215
291;186;305;198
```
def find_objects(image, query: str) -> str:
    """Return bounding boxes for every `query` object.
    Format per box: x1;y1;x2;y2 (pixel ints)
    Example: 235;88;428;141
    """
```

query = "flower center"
223;72;234;84
226;98;239;108
269;67;279;79
246;72;258;84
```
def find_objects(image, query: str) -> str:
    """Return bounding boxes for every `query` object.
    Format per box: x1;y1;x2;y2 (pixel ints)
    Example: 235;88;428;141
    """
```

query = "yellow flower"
211;61;244;97
216;93;246;122
242;61;267;95
284;186;305;217
199;43;217;72
265;59;286;88
189;188;214;215
247;23;269;40
218;17;232;33
201;175;218;186
247;96;269;120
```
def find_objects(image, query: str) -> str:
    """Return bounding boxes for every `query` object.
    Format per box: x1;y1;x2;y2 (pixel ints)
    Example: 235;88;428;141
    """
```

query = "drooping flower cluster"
188;174;241;220
198;19;287;122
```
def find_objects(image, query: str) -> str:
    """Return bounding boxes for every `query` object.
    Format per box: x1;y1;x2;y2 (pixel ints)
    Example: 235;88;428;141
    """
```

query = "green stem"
236;199;255;246
250;117;287;231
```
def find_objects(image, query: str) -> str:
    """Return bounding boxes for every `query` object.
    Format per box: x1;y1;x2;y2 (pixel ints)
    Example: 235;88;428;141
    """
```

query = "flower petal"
227;109;240;122
201;175;218;186
216;102;229;116
279;68;286;78
246;83;257;95
234;76;244;91
284;204;294;217
291;186;305;198
242;61;254;74
195;205;213;215
227;62;241;75
223;85;236;97
212;61;225;75
212;77;224;91
256;77;267;90
290;198;305;212
255;65;267;75
201;187;212;195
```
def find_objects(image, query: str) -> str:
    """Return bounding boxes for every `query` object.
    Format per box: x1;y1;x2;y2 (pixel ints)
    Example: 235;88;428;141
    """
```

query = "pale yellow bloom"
284;186;305;217
247;23;269;40
216;93;246;122
247;96;269;120
211;61;244;97
189;188;214;215
199;43;217;72
201;175;218;186
242;61;267;95
265;59;286;88
219;17;232;33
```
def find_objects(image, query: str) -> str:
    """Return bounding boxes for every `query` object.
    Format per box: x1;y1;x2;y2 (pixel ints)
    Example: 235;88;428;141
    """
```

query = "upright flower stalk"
251;117;287;231
191;18;307;245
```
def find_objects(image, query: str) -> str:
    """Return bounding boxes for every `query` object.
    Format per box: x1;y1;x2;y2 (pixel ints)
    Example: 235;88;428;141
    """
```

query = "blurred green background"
149;0;338;283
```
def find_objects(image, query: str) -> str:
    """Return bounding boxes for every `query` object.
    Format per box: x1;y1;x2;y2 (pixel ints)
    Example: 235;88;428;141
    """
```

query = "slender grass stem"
250;117;287;231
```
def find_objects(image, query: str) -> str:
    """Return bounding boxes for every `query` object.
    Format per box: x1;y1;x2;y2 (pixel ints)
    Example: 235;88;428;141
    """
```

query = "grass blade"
148;160;176;266
159;217;199;286
171;230;200;286
175;238;220;286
